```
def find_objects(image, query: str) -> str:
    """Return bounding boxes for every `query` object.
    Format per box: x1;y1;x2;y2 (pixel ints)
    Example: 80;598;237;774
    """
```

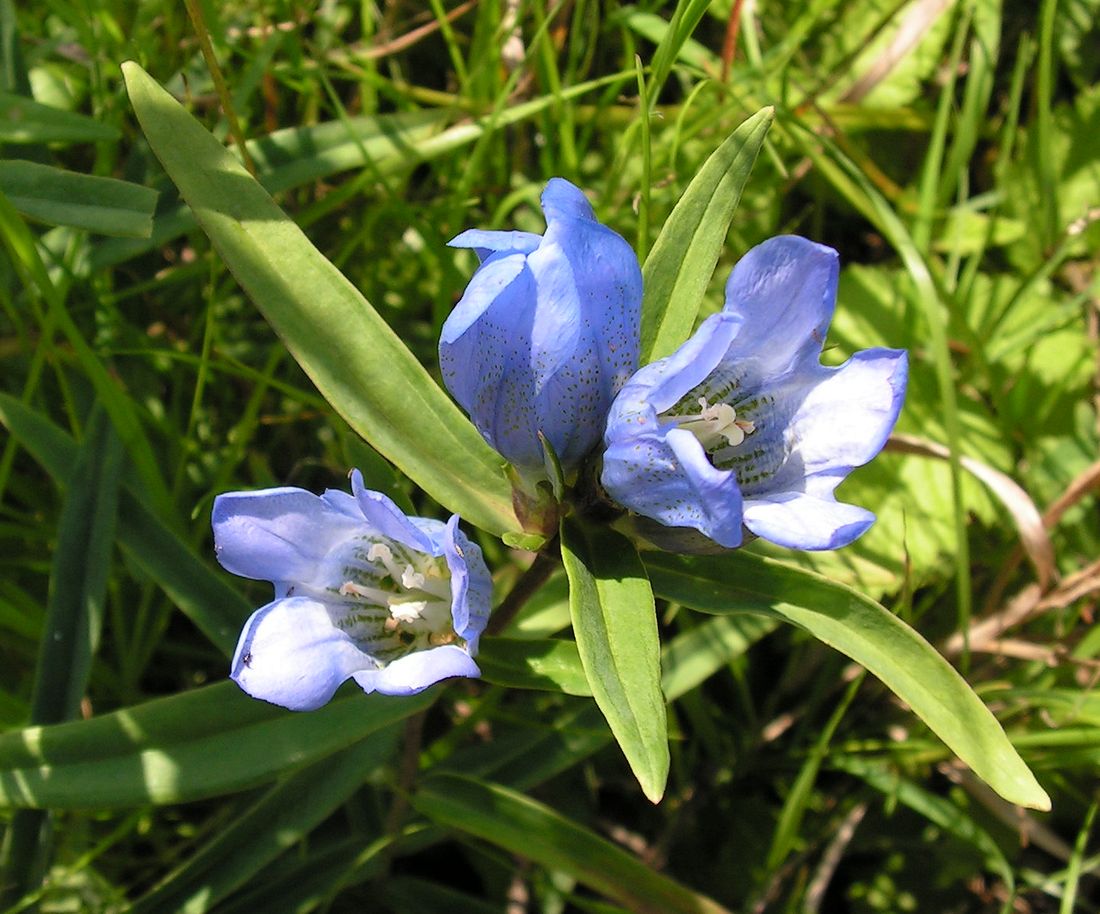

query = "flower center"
668;396;755;451
337;542;458;650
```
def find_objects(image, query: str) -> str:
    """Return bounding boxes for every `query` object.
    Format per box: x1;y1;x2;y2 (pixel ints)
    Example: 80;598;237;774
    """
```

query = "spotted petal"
441;178;641;474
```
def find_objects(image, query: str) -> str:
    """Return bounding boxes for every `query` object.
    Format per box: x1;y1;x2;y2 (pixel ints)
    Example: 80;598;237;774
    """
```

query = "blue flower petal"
721;235;838;376
780;349;909;492
354;644;482;696
231;597;378;711
444;515;492;650
349;470;438;554
449;229;541;262
540;177;596;222
212;488;361;585
742;493;876;550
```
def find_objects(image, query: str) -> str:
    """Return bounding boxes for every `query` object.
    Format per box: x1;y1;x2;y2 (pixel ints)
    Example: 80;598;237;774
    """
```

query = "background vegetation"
0;0;1098;910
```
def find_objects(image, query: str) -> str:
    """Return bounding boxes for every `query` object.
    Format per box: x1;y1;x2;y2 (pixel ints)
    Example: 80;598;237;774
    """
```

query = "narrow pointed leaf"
561;518;668;802
0;90;118;143
122;62;517;536
2;408;122;901
0;682;432;809
640;107;773;362
643;549;1051;810
0;160;157;236
29;406;121;725
413;774;733;914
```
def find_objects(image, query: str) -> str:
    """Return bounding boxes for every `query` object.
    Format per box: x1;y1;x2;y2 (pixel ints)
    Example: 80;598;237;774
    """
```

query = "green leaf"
0;160;157;236
2;408;122;901
643;549;1051;811
560;518;668;803
412;774;733;914
130;732;402;914
0;90;118;143
29;406;121;725
645;0;715;105
0;392;248;654
639;107;774;363
477;637;591;696
660;613;779;703
0;682;433;809
122;62;517;537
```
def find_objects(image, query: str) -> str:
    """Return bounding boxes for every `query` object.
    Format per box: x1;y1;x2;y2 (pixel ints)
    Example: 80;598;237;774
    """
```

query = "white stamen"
672;397;755;450
401;565;426;590
389;599;428;624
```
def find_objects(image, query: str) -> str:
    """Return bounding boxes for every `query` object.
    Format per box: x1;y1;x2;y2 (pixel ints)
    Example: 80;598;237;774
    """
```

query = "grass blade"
640;107;773;363
0;160;157;237
413;774;733;914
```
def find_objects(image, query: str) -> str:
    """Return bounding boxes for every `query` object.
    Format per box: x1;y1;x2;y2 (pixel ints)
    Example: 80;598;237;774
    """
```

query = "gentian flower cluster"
215;181;907;710
213;470;490;710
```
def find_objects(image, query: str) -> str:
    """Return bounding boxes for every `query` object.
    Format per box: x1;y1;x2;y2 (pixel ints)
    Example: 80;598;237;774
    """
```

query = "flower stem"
486;539;560;636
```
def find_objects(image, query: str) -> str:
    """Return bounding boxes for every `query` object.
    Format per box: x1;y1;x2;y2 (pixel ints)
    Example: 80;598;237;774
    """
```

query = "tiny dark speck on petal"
241;651;253;668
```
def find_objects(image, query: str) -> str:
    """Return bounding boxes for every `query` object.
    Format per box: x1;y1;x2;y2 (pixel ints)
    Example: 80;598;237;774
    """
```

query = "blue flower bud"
440;178;642;478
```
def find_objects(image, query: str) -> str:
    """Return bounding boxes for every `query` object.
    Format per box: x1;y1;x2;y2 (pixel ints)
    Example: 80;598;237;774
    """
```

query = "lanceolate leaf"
561;517;668;803
477;637;592;696
2;407;122;901
122;62;517;537
643;549;1051;811
639;107;774;363
0;682;432;809
0;160;157;237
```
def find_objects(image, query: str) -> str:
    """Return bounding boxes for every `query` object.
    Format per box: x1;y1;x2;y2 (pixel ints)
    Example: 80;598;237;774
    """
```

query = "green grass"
1;0;1099;911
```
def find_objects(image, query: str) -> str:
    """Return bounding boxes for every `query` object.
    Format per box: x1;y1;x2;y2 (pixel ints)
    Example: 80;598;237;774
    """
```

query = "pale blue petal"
212;488;361;584
353;644;481;696
540;182;642;407
320;487;364;519
231;597;377;711
602;427;744;548
350;470;437;554
540;177;596;222
439;252;549;467
631;312;741;418
449;229;541;262
443;516;492;651
721;236;838;375
742;493;875;550
783;349;908;488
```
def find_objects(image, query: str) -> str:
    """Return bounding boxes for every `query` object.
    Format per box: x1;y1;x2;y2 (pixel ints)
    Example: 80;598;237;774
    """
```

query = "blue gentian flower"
601;235;908;552
440;178;642;478
212;470;491;710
